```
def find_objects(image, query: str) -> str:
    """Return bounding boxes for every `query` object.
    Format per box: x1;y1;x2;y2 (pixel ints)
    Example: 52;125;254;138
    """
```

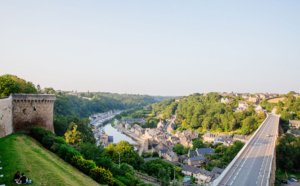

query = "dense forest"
277;133;300;174
149;93;265;135
78;92;165;109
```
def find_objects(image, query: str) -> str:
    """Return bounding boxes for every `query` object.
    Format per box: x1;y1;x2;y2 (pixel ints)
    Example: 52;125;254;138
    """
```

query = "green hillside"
0;134;99;186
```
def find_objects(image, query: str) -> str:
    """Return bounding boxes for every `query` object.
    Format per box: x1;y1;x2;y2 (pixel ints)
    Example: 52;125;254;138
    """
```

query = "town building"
195;148;215;156
255;105;264;113
203;132;234;145
233;134;250;143
203;132;218;143
236;101;249;112
157;120;165;129
158;149;169;157
165;150;179;162
182;165;214;184
287;130;300;137
289;120;300;129
214;136;234;146
167;122;176;134
211;167;224;181
248;97;259;103
144;128;157;139
99;134;113;146
221;98;230;104
186;155;206;166
133;124;145;136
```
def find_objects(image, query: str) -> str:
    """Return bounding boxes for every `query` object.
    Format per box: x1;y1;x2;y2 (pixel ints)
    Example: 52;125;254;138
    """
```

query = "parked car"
288;178;295;182
280;180;288;184
291;178;298;182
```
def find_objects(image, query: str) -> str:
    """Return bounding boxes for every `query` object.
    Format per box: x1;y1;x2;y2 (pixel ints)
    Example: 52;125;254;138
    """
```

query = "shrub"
50;143;60;153
57;144;69;159
95;157;113;170
110;165;125;177
90;166;114;185
120;163;135;176
42;136;56;149
65;147;81;163
151;151;159;157
30;126;54;143
56;136;67;144
79;142;103;161
115;176;130;185
71;155;96;175
113;177;126;186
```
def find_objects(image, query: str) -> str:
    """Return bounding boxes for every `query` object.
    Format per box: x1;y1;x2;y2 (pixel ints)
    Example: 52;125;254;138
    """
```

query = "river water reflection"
100;123;137;144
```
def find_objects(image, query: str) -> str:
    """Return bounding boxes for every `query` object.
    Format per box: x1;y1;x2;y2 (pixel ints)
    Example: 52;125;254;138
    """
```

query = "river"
99;122;137;144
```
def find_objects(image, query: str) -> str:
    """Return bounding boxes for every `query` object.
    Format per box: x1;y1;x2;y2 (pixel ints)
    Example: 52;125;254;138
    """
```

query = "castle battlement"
12;94;56;101
0;94;56;138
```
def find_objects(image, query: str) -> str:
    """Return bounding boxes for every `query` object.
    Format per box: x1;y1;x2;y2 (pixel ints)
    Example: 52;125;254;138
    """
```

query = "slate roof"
182;165;213;177
182;180;192;185
287;130;300;136
159;149;168;154
197;169;213;177
189;150;197;158
189;155;205;162
182;165;199;174
196;148;214;155
108;136;113;143
211;167;224;175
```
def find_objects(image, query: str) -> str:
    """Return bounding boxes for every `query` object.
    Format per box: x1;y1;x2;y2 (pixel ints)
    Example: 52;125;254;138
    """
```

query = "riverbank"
100;121;138;144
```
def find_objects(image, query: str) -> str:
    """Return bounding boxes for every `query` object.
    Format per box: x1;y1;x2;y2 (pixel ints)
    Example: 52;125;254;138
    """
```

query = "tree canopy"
149;93;266;134
0;74;37;97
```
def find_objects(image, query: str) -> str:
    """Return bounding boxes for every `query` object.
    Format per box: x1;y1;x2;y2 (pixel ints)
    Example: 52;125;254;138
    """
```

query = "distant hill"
0;134;99;186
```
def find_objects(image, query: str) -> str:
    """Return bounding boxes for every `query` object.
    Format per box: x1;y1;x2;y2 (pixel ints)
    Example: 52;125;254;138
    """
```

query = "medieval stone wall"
0;96;13;138
12;94;56;133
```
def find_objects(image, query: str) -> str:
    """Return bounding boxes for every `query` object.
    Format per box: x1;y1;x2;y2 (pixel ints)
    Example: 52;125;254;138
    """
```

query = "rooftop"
189;155;205;162
196;148;214;155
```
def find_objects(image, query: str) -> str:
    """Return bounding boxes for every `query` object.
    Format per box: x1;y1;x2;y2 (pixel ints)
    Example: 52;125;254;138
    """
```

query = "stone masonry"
0;94;56;138
0;96;13;138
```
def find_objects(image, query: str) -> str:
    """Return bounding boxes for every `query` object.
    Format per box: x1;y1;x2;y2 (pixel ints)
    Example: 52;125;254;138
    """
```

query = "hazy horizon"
1;1;299;96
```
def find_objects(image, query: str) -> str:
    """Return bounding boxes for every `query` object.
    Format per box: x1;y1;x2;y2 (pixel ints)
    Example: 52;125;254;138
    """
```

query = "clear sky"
0;1;299;96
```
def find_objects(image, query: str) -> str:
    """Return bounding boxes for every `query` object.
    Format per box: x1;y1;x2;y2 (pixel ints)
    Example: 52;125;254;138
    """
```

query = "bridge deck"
216;114;279;186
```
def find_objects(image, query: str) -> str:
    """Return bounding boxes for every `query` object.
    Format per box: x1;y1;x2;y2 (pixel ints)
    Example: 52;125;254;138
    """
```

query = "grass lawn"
0;133;99;186
121;116;132;119
268;97;285;103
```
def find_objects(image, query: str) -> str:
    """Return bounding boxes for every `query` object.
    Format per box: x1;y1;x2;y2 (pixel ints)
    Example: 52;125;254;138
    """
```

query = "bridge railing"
213;114;270;185
266;115;279;186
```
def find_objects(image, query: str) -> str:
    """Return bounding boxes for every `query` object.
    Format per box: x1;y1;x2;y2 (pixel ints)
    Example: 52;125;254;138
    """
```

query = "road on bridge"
217;114;279;186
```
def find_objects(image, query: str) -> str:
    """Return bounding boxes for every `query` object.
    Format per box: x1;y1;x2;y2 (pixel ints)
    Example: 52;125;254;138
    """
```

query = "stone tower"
0;94;56;138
